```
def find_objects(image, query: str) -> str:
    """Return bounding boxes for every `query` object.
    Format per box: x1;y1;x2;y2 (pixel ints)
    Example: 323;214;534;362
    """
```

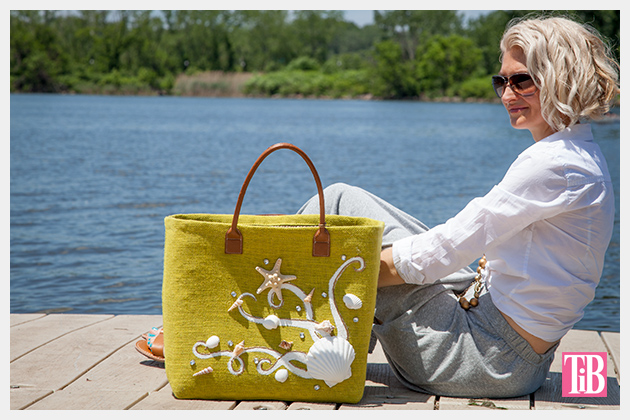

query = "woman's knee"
321;183;366;213
298;183;356;214
323;182;356;197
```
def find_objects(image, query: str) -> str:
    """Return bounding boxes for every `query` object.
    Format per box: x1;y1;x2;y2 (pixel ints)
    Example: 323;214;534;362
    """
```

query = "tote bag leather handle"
225;143;330;257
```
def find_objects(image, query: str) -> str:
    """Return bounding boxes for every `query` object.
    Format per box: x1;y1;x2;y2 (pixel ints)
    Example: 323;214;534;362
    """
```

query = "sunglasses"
491;73;537;98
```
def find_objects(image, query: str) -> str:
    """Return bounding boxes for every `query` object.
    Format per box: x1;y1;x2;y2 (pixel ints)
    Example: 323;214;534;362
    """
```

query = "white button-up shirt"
392;124;614;342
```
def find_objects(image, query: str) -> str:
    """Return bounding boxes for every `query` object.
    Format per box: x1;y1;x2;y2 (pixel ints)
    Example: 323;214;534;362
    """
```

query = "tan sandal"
135;327;165;363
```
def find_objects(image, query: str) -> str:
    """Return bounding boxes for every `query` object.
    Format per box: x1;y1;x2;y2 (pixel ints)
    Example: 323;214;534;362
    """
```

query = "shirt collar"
539;123;594;143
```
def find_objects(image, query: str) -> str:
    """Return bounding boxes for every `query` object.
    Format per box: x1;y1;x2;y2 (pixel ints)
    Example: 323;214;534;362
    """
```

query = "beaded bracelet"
458;254;486;310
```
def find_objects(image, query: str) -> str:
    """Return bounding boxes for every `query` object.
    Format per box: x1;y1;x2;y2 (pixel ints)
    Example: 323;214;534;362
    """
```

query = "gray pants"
298;183;557;398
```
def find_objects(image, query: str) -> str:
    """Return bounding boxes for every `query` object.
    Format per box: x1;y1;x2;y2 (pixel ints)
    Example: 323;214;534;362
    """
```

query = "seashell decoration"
233;340;245;358
314;320;335;336
193;366;214;377
306;336;355;388
275;368;289;383
343;293;363;310
304;288;315;303
205;335;220;349
262;314;281;330
228;298;243;312
279;340;293;351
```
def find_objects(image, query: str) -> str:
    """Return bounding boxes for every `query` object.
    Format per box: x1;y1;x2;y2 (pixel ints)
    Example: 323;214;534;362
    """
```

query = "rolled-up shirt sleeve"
392;150;570;285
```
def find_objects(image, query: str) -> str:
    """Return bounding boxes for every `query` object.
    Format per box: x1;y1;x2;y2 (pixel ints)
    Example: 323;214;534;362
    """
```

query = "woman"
298;16;619;398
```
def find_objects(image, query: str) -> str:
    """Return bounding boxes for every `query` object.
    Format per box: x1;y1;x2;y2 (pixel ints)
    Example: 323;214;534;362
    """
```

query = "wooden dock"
10;313;620;410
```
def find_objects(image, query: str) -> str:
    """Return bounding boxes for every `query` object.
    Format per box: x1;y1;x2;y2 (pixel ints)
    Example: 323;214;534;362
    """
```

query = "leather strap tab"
225;143;330;257
225;227;243;254
312;226;331;257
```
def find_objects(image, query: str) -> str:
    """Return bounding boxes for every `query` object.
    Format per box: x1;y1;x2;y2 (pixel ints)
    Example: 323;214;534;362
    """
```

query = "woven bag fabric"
161;143;383;403
162;213;383;402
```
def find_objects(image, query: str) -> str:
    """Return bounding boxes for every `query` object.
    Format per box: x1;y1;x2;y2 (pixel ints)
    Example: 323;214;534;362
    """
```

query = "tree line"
10;10;620;100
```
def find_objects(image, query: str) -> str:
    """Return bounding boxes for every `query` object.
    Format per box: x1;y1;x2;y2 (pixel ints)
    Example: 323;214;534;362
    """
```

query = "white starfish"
255;258;297;303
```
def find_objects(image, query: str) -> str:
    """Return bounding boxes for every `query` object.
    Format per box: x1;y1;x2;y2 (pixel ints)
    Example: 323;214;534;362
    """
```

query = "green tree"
375;10;462;60
10;11;69;92
371;40;418;98
231;10;295;71
416;34;484;97
465;10;514;75
9;9;620;98
291;11;346;64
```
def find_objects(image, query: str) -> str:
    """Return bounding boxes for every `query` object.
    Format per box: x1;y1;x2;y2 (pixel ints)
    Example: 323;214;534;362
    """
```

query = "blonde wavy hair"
500;16;619;131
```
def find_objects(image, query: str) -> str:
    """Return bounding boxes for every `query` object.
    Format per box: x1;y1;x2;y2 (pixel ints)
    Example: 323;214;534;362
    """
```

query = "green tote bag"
162;143;384;403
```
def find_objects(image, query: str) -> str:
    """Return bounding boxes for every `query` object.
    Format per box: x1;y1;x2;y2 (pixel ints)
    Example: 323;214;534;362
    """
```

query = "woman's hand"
378;247;405;288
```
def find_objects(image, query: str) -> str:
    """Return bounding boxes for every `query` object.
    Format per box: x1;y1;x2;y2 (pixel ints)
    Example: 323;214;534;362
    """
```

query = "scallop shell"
275;368;289;383
262;314;281;330
193;366;213;377
343;293;363;310
205;335;220;349
306;336;355;387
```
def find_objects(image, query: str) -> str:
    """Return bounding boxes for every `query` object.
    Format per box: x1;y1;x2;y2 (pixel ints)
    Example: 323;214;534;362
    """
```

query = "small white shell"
275;368;289;383
263;314;281;330
306;336;355;388
343;293;363;310
205;335;220;349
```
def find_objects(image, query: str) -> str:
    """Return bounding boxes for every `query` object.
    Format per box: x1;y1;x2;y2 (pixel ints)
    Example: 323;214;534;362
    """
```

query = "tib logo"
562;352;607;397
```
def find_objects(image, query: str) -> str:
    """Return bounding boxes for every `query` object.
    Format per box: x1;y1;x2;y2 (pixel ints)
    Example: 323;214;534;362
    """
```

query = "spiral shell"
205;335;220;349
233;340;245;358
193;366;213;377
342;293;363;310
228;298;243;312
262;314;281;330
304;288;315;303
306;336;355;387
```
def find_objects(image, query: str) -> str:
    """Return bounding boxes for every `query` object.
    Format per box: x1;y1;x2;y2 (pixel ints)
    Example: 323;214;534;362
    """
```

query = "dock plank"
11;314;161;409
534;374;620;410
11;314;113;361
129;383;237;410
438;396;530;410
534;329;620;410
340;341;435;410
547;329;617;377
234;401;288;410
9;314;621;410
601;331;620;385
27;339;168;410
10;388;53;410
287;402;337;410
10;313;46;326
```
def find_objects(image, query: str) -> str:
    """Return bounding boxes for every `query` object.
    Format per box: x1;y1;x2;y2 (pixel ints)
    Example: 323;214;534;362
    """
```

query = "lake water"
10;94;620;332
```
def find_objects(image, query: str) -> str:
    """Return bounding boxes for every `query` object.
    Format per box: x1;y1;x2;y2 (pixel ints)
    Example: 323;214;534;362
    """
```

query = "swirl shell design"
306;336;355;387
342;293;363;310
